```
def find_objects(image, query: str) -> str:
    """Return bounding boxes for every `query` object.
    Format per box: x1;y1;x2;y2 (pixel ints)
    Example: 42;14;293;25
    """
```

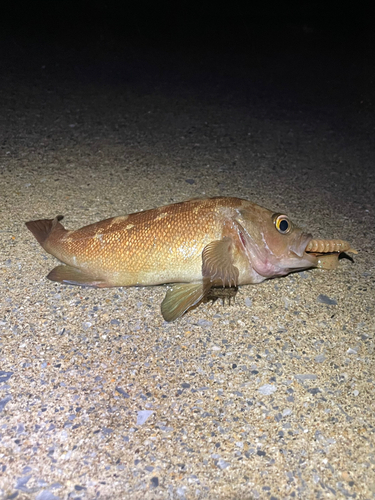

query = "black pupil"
279;219;289;232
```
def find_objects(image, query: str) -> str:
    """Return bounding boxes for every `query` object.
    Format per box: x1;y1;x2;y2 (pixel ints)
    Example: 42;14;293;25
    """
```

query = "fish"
25;197;356;322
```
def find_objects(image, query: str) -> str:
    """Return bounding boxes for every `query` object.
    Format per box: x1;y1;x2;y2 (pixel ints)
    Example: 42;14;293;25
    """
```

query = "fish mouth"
287;233;318;269
302;236;357;270
291;232;356;261
288;233;352;269
287;233;356;272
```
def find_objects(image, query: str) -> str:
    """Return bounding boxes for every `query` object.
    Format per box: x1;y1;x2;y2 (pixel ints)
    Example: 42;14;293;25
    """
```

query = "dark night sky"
2;0;374;50
1;0;374;151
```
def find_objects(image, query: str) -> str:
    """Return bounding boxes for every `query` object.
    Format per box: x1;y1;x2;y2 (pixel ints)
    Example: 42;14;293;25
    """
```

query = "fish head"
235;205;320;279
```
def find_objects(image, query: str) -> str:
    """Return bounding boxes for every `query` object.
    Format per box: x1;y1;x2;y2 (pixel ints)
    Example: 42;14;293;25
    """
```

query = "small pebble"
347;348;357;355
258;384;277;395
137;410;154;425
317;294;337;305
102;427;113;435
244;297;252;307
217;458;230;469
196;319;213;327
15;475;31;491
0;395;12;411
115;387;130;398
0;371;13;383
314;354;326;363
151;476;159;487
294;374;317;381
36;491;61;500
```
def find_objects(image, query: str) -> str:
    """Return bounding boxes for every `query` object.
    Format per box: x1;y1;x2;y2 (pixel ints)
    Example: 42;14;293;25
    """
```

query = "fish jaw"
280;232;321;272
255;232;320;278
233;214;318;281
243;232;354;277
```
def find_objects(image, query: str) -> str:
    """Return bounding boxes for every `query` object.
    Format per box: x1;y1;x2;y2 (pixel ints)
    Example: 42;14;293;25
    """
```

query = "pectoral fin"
161;282;207;322
47;265;109;288
202;237;239;286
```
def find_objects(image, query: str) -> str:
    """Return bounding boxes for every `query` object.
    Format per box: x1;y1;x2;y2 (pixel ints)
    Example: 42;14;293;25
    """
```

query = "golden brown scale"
41;198;241;287
25;197;356;321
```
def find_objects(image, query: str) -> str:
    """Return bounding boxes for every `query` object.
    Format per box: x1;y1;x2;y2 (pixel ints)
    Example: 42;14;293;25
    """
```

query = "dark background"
1;1;374;140
2;0;374;49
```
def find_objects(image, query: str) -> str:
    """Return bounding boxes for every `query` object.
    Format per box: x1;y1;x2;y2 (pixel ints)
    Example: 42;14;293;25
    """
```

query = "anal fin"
161;282;207;322
47;265;110;288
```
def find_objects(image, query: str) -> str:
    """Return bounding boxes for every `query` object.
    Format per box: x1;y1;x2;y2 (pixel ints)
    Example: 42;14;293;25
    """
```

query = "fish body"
26;197;355;321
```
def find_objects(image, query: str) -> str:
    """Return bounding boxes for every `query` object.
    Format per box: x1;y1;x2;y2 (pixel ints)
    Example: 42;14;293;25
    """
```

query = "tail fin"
25;215;66;247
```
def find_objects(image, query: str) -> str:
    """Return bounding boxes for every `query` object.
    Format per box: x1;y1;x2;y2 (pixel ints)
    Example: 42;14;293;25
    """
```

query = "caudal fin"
25;215;66;247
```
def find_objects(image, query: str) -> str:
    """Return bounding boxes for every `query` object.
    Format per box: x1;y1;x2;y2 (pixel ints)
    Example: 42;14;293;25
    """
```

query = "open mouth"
302;237;357;270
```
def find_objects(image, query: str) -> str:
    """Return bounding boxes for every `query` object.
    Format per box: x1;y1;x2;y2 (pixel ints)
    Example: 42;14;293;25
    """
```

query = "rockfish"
25;197;356;321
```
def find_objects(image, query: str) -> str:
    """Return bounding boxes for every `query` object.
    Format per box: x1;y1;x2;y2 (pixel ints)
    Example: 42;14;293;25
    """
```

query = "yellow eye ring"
273;214;291;234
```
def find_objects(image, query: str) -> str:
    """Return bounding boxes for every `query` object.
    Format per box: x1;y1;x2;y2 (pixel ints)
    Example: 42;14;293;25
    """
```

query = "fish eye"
273;214;291;234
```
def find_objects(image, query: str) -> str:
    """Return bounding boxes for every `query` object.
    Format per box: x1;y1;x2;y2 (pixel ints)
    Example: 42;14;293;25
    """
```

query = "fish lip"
286;233;320;271
291;233;313;258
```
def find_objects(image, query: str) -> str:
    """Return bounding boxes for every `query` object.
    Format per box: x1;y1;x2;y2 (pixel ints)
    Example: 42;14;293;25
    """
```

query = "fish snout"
291;233;313;258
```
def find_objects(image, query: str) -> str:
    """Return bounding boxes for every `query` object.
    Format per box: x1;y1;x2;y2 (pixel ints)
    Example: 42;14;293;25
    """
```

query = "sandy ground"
0;32;374;499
